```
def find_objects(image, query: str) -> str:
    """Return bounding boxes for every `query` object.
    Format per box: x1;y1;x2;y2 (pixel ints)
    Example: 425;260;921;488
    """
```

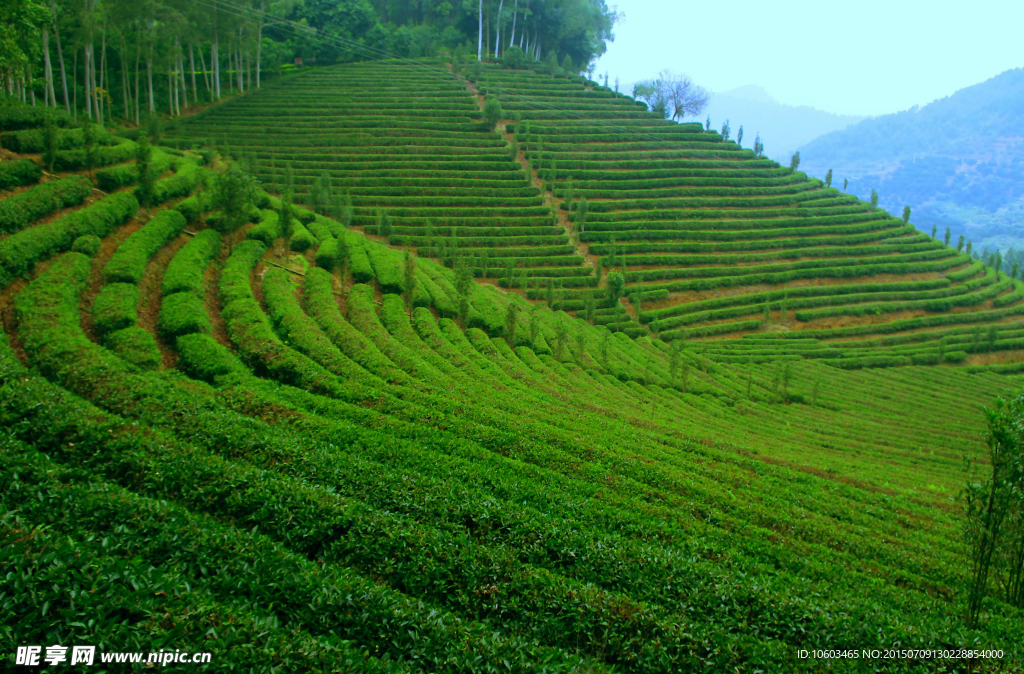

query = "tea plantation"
2;60;1023;672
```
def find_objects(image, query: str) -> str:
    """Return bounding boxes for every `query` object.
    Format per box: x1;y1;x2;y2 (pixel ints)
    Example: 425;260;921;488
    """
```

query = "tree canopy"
632;70;709;121
1;0;618;122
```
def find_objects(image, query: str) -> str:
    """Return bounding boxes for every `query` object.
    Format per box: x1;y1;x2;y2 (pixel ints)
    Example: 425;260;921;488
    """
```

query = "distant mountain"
797;68;1024;253
701;86;866;163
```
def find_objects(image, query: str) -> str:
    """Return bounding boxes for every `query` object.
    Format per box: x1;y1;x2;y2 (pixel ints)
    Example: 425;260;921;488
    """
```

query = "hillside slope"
797;68;1024;253
2;64;1023;671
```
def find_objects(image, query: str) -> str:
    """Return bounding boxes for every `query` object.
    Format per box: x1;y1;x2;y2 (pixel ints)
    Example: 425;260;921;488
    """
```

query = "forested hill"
797;68;1024;253
1;0;616;126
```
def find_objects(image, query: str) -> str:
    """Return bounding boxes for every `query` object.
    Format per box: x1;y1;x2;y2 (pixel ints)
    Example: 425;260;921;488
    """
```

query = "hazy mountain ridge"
701;85;866;162
797;68;1024;251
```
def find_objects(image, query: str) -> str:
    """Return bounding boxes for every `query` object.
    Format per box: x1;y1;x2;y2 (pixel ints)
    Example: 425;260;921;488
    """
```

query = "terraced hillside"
172;62;590;291
471;64;1024;367
2;69;1024;671
165;60;1024;371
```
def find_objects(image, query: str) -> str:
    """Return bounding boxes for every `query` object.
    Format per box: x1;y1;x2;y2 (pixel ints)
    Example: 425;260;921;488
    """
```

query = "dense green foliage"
0;157;41;189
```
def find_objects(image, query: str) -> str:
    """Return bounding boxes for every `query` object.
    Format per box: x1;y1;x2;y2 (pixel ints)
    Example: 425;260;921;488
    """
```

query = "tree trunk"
120;36;130;123
174;52;180;115
256;0;264;88
72;49;77;120
198;43;211;98
237;29;244;93
168;60;174;116
179;39;188;110
27;65;35;106
84;43;92;119
190;43;198;101
42;28;55;107
477;0;483;61
147;43;154;113
99;28;107;124
91;42;100;120
509;0;517;48
212;28;220;99
53;9;70;113
485;3;490;57
495;0;504;58
135;22;142;123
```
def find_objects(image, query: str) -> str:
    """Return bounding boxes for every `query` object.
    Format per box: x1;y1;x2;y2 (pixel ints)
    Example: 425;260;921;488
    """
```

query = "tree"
944;227;952;247
504;300;519;346
957;234;965;252
962;396;1024;626
455;258;472;328
41;115;58;172
403;252;417;317
753;134;763;157
0;0;49;91
376;210;394;239
843;178;848;192
212;163;259;244
134;135;155;209
483;95;502;130
669;340;682;387
341;192;353;227
82;123;98;178
553;320;568;359
606;271;624;301
789;151;800;172
870;189;879;208
575;197;588;233
278;190;294;233
502;44;524;69
901;205;911;223
736;126;743;148
632;70;708;121
560;53;573;75
337;230;350;274
663;71;708;121
967;240;973;256
824;169;832;188
720;119;730;142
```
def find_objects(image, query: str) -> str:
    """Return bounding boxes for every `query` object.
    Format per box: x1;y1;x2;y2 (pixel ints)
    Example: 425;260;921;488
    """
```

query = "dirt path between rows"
456;70;603;276
138;230;193;369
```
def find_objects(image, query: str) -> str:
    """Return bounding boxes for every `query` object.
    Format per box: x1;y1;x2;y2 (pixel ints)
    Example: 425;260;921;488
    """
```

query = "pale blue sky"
594;0;1024;116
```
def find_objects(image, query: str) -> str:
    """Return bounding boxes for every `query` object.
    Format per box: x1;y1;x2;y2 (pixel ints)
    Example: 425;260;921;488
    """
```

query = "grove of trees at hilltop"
0;0;618;125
